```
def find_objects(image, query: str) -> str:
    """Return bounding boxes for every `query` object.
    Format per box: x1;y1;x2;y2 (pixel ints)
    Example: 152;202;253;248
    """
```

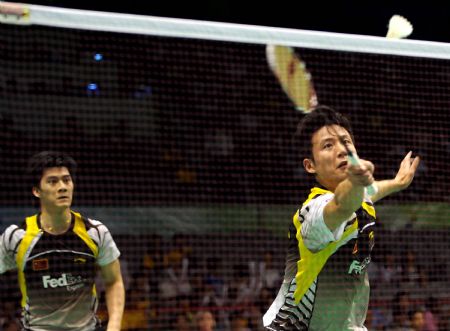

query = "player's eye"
323;143;333;149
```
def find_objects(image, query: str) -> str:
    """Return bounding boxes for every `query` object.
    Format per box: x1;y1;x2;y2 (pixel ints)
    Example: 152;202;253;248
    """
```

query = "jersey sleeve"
300;193;356;252
87;220;121;267
0;225;21;273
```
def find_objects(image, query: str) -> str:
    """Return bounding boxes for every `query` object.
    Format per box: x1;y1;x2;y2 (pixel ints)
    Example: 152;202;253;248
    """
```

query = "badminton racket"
266;44;378;195
266;45;318;113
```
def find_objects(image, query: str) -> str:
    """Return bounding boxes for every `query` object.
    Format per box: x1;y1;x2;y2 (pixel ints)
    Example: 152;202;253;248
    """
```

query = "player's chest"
25;232;97;275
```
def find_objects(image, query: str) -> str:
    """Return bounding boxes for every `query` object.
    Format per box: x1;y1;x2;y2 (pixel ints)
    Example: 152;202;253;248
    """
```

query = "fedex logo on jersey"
348;256;371;275
42;273;85;291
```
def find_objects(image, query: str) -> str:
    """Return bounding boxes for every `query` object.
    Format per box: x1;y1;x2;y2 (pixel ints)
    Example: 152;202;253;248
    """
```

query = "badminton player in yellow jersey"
263;106;420;331
0;151;125;331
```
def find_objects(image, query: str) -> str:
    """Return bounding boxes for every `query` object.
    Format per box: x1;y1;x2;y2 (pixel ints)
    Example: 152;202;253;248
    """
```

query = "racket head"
266;45;318;113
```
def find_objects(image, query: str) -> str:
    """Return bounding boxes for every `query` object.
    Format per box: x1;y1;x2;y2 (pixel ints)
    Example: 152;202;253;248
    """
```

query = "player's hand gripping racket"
338;140;378;196
266;44;378;195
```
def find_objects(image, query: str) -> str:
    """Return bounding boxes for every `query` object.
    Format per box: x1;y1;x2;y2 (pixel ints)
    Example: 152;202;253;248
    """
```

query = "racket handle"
348;153;378;196
366;182;378;196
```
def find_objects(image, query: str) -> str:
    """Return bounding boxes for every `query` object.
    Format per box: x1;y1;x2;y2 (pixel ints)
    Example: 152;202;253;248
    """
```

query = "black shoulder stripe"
82;216;102;231
13;238;23;254
310;194;323;200
7;227;20;245
81;216;103;246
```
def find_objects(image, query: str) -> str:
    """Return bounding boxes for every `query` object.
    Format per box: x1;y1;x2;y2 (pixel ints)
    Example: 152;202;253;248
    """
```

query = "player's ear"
303;158;316;174
32;186;40;198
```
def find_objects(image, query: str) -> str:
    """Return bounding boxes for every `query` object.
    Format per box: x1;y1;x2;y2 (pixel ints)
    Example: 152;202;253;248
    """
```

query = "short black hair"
293;105;354;162
26;151;77;189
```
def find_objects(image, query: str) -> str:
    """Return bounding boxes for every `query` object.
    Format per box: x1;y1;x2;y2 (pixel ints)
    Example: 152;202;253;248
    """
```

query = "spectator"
390;291;412;330
423;297;439;331
121;273;152;330
142;234;165;301
247;304;265;331
200;257;227;307
195;311;216;331
121;287;150;331
159;234;193;301
259;251;281;292
365;302;389;331
229;263;261;306
174;313;192;331
409;308;425;331
230;314;251;331
200;257;229;331
379;250;402;285
401;251;421;286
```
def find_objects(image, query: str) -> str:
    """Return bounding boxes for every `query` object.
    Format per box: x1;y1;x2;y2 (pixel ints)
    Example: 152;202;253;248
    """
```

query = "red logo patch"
32;258;49;271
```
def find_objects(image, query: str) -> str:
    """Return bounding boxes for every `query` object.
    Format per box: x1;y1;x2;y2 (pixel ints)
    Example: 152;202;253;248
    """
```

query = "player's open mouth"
58;196;69;200
337;161;348;169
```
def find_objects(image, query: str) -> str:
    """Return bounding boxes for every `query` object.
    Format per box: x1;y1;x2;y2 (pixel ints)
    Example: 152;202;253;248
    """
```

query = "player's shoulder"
297;189;333;221
84;217;111;233
72;211;105;227
301;187;333;208
85;217;106;228
83;216;114;237
1;223;25;247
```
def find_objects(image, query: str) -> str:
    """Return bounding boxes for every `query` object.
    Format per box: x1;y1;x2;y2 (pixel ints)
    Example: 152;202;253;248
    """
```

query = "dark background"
1;22;449;206
7;0;450;43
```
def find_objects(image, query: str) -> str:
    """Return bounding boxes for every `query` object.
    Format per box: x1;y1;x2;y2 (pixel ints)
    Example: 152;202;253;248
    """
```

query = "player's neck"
315;178;336;192
40;208;72;234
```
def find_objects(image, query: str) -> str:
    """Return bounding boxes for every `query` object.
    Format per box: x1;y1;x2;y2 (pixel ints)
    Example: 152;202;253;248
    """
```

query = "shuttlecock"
386;15;413;39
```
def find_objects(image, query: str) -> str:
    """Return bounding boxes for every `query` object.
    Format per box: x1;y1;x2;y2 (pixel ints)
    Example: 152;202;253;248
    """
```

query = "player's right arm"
323;159;374;231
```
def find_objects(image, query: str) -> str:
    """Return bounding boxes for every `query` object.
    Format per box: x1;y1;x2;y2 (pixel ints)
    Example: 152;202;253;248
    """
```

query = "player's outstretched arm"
324;159;375;231
370;151;420;203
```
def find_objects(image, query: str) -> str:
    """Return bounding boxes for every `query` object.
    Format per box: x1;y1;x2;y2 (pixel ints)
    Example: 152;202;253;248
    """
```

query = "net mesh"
1;5;450;331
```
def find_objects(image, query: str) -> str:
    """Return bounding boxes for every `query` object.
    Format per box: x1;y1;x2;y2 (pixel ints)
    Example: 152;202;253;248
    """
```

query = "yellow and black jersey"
0;210;120;331
263;187;376;331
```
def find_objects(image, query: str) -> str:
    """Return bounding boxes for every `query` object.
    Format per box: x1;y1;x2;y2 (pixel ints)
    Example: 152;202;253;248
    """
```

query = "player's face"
33;167;74;211
303;125;355;191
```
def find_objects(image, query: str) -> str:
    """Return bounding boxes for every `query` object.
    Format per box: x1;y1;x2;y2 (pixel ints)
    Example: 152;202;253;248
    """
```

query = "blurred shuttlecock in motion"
386;15;413;39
